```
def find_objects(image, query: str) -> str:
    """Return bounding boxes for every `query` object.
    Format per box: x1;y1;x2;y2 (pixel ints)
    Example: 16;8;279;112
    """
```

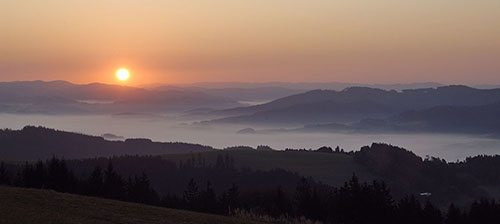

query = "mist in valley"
2;113;499;161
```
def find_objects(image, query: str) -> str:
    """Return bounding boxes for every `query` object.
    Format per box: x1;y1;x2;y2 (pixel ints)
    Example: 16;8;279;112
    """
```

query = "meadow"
0;186;264;224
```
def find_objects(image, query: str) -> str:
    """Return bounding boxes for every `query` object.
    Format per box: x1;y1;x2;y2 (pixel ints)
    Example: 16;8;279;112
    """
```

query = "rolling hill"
167;81;443;92
394;102;500;134
0;80;240;114
298;102;500;136
210;85;500;125
0;126;214;160
0;186;264;224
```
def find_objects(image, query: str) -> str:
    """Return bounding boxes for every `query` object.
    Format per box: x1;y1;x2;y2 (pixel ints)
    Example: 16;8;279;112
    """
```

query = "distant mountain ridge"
0;80;240;114
162;81;444;91
210;85;500;125
293;102;500;136
394;102;500;133
149;81;444;103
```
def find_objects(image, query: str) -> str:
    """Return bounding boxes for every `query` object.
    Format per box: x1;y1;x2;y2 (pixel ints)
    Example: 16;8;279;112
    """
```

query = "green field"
163;150;376;186
0;186;264;224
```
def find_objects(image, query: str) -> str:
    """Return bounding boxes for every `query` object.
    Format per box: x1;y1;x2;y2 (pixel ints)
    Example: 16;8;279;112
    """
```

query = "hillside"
170;81;442;91
213;100;394;124
394;103;500;134
162;150;376;186
210;85;500;124
0;186;263;224
0;126;214;160
299;102;500;135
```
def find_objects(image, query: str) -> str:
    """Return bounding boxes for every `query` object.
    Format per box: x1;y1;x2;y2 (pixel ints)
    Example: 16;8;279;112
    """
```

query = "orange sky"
1;0;499;86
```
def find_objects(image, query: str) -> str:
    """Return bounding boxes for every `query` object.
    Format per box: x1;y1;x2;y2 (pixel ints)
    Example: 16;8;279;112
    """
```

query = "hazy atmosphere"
2;1;500;224
3;114;500;161
2;0;500;85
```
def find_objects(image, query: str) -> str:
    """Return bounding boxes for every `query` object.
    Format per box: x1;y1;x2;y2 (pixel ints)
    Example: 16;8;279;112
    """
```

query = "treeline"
62;154;302;196
285;145;349;154
0;159;159;204
2;157;500;223
353;143;500;203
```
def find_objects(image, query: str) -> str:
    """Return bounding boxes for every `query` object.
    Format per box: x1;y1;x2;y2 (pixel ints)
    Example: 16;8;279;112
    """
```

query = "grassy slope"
0;186;263;224
162;150;376;186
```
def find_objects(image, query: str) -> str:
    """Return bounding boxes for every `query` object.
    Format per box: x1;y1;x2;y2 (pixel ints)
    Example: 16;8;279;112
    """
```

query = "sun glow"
115;68;130;81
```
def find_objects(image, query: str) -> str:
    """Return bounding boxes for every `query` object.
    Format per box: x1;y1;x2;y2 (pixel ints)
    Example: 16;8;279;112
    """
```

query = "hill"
298;102;500;136
213;100;394;124
0;80;239;114
0;186;263;224
161;150;376;186
210;85;500;125
394;102;500;134
168;81;442;91
0;126;214;160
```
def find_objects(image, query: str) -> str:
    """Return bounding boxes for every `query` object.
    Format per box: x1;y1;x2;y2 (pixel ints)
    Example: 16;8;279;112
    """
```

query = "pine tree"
0;162;9;185
199;181;217;213
220;183;240;215
296;177;313;217
103;162;124;199
87;166;104;196
422;200;443;224
183;178;199;210
445;203;462;224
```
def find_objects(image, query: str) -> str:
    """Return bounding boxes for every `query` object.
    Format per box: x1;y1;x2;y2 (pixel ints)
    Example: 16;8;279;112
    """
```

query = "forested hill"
0;126;214;160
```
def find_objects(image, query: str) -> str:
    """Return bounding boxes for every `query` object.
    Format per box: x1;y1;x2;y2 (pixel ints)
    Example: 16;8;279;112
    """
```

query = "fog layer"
1;114;499;161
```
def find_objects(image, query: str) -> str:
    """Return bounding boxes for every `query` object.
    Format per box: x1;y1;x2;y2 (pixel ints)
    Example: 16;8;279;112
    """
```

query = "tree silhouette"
220;183;239;215
87;166;103;196
0;162;11;185
103;162;124;199
199;181;217;213
183;178;199;210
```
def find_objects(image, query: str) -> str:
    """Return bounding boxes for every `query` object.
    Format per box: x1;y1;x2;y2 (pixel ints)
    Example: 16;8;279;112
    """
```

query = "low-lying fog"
2;114;500;161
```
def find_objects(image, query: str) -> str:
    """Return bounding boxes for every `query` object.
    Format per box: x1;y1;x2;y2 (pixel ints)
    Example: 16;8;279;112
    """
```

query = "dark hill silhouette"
215;100;393;124
0;81;240;114
300;102;500;135
164;81;442;91
394;102;500;133
210;85;500;125
0;126;213;160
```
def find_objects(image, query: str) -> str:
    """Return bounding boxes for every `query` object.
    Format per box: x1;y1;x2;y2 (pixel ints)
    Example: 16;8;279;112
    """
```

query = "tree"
396;195;422;224
445;203;462;224
271;186;292;217
125;172;159;205
422;200;443;224
103;162;124;199
295;177;313;217
220;183;239;215
183;178;199;210
46;157;74;192
87;166;103;196
0;162;10;185
199;181;217;213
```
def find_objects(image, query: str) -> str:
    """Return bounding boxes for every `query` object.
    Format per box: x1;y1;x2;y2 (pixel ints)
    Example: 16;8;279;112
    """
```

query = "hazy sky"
1;0;499;85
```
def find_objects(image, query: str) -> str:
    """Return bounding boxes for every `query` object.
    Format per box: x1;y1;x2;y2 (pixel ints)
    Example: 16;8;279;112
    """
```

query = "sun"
115;68;130;81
